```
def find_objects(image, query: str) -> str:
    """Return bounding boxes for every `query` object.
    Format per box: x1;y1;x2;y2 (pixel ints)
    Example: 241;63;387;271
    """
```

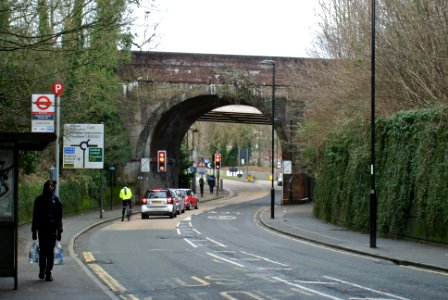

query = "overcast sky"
132;0;321;58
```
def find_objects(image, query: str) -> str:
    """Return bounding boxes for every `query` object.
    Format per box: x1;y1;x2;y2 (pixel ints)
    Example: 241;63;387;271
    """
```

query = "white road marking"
272;276;344;300
220;291;264;300
240;251;288;267
184;238;198;248
324;276;411;300
206;237;227;247
207;252;245;268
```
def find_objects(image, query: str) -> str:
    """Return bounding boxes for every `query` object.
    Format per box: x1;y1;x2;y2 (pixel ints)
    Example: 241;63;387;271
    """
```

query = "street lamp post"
370;0;377;248
190;128;198;193
261;59;276;219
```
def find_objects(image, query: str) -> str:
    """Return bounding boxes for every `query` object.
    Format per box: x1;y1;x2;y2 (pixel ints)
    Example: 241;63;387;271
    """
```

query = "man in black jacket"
32;180;63;282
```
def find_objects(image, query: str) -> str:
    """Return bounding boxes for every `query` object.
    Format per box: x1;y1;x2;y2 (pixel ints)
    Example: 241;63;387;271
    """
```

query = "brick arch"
137;91;284;188
120;51;318;202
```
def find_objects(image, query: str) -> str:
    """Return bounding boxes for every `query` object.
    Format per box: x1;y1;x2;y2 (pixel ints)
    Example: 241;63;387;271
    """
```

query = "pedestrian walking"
199;177;205;197
119;185;133;221
31;180;63;282
208;175;215;193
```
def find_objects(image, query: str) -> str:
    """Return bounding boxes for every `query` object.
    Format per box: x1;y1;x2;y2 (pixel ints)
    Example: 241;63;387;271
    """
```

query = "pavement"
1;186;447;299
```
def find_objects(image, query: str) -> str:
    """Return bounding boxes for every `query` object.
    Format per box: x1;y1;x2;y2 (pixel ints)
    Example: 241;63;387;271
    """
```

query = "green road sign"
89;147;103;162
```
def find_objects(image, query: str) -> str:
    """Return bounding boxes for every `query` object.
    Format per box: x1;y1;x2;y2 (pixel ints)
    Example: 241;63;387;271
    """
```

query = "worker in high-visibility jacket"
119;185;133;221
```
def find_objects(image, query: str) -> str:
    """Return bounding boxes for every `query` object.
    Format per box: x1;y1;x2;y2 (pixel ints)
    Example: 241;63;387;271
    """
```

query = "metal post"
55;95;60;197
271;63;276;219
99;171;103;219
260;59;276;219
370;0;377;248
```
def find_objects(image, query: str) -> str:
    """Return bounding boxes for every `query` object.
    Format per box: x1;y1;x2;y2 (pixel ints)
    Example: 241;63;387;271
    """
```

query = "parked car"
176;188;199;210
169;188;185;215
277;173;283;186
140;189;177;219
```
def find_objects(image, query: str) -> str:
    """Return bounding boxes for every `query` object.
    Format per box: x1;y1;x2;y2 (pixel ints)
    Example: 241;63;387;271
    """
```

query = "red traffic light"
158;150;167;172
215;153;221;169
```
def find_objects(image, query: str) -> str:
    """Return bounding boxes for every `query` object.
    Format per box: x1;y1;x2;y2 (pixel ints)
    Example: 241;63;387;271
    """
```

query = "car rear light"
167;197;173;204
141;197;147;204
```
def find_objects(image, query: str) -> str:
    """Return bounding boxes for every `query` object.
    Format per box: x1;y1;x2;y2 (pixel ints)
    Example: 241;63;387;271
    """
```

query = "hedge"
18;173;122;223
313;108;448;244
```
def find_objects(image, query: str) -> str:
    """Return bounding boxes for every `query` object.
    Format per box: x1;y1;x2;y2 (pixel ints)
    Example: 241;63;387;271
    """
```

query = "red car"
175;188;199;210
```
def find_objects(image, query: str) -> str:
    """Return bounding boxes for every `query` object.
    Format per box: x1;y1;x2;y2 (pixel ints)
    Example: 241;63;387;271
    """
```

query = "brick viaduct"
118;51;325;204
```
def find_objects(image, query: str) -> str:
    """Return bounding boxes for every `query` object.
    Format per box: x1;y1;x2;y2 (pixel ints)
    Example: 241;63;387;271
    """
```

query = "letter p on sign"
52;82;64;96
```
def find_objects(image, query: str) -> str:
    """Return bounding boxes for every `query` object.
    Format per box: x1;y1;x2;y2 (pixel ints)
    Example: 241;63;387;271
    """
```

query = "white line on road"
324;276;411;300
240;251;288;267
207;252;245;268
183;238;198;248
272;276;344;300
206;237;227;247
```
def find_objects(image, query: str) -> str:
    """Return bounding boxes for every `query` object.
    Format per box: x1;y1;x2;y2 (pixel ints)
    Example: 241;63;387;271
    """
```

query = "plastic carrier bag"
54;241;64;264
29;241;39;263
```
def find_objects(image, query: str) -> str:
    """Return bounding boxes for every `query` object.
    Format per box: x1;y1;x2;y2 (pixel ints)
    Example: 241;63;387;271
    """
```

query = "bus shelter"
0;132;56;289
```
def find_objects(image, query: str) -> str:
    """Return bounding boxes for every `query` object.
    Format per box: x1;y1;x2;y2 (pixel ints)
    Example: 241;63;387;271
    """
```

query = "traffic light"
215;153;221;169
158;150;167;172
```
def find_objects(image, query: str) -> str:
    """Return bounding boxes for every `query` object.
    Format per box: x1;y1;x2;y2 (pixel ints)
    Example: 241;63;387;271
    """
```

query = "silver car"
169;188;186;215
140;189;177;219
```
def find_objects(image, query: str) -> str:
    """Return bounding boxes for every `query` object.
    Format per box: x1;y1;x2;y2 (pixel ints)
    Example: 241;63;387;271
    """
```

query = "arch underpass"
118;51;322;203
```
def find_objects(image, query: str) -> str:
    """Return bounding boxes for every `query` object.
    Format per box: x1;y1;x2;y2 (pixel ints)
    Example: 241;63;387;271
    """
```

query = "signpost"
63;124;104;169
51;82;64;196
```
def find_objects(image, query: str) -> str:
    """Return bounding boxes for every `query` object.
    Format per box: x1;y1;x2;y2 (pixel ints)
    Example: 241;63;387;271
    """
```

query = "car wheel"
194;202;199;209
141;213;148;219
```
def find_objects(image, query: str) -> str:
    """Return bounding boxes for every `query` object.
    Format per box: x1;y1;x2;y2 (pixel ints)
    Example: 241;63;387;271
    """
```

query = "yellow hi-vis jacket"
119;186;133;200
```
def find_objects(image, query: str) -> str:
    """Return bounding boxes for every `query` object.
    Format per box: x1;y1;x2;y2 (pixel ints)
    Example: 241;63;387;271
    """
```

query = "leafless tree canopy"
292;0;448;173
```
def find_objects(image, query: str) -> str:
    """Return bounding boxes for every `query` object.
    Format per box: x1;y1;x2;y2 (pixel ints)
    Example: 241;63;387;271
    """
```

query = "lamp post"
261;59;276;219
370;0;377;248
190;128;198;193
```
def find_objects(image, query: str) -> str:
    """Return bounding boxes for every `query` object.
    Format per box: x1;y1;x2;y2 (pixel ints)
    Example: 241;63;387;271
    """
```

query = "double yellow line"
82;252;140;300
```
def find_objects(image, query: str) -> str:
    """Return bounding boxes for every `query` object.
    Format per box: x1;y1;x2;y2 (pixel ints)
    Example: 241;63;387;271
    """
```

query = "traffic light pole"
216;168;220;196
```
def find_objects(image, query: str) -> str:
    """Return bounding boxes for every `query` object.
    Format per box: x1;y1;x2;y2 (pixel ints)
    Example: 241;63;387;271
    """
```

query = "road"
75;180;447;300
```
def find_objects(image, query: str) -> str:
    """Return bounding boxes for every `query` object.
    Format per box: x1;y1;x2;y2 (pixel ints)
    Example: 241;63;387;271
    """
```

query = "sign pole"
55;95;60;197
51;82;64;197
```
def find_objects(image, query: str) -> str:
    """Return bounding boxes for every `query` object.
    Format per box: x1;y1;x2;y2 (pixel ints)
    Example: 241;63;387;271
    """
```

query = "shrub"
314;108;448;243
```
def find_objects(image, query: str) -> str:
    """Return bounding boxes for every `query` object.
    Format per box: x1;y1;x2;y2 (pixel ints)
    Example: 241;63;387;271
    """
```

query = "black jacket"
32;193;63;234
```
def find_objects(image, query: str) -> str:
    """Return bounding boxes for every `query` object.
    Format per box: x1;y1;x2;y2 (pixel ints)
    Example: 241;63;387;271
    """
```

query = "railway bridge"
118;51;324;203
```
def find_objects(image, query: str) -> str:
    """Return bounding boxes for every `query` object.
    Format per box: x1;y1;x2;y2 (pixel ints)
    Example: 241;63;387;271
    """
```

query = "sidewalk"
258;202;448;273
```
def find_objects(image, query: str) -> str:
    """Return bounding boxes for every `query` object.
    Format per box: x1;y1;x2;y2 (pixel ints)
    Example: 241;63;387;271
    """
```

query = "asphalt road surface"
75;180;447;300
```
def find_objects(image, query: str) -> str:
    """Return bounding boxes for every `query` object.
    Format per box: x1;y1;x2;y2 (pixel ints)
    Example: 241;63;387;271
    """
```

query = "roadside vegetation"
1;0;156;221
306;0;448;243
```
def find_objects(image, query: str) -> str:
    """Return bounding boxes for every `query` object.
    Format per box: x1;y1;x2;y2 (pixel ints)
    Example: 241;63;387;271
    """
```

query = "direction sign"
32;94;55;132
63;124;104;169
